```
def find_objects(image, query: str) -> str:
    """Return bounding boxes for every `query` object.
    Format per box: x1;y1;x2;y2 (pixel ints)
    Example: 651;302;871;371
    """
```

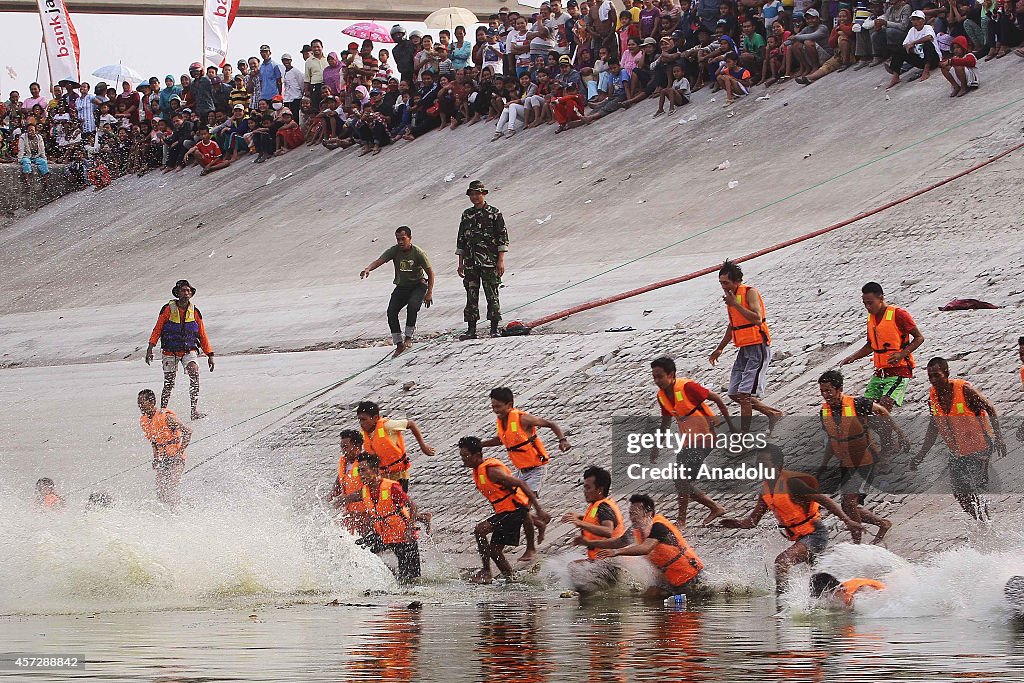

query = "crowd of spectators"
2;0;1021;192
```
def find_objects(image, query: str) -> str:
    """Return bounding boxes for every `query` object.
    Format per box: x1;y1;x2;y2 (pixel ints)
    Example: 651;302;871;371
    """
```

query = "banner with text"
203;0;240;68
36;0;81;85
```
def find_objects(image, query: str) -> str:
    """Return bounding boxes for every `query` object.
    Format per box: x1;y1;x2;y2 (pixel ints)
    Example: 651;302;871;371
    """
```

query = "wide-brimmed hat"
466;180;488;195
172;279;196;297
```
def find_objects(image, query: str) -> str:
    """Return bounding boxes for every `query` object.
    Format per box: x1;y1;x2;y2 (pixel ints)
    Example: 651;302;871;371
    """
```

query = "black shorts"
487;507;527;547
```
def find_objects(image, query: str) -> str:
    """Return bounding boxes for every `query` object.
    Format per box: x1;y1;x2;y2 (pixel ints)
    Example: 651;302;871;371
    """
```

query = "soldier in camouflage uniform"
456;180;509;339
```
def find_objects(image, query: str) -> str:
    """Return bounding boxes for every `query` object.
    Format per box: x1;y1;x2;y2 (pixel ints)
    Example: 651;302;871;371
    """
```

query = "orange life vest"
646;514;704;588
929;379;993;457
761;471;821;541
361;478;416;544
362;418;410;476
821;395;877;467
657;378;716;438
40;492;64;509
139;409;185;460
474;458;529;514
839;578;886;606
496;408;550;470
339;460;368;514
727;284;771;347
581;497;625;560
867;305;915;371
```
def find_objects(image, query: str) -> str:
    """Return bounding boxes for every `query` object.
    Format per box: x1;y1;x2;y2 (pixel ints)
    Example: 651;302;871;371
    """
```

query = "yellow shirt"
304;55;328;85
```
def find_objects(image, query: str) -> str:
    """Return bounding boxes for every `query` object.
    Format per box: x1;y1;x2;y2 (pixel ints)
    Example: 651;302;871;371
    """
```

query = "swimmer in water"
35;478;65;510
810;572;886;607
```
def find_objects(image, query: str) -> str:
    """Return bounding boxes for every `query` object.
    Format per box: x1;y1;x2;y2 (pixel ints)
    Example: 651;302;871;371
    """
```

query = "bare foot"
768;412;784;434
418;511;432;535
653;110;665;118
949;86;960;98
469;570;493;584
517;549;537;563
956;87;969;97
535;519;547;544
871;519;892;545
886;74;900;89
918;69;931;82
392;342;407;358
702;505;726;526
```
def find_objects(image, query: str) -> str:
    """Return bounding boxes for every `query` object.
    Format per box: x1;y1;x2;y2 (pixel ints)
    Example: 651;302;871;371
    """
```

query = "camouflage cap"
466;180;489;195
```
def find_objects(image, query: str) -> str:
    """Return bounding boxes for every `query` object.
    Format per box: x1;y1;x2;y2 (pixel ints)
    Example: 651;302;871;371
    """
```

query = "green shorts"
864;375;909;407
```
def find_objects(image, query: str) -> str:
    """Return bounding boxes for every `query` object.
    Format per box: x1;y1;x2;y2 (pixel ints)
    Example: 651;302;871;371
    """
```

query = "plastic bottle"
663;594;686;607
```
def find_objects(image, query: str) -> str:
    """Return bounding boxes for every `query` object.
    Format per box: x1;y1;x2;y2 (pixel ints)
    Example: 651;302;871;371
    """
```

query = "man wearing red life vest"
911;357;1006;521
138;388;193;507
594;493;707;600
816;370;904;544
810;572;886;608
329;429;371;536
709;260;784;434
650;356;736;526
718;444;864;594
339;453;423;584
563;466;627;595
146;279;215;420
459;436;550;584
840;282;924;427
481;386;571;562
356;401;436;492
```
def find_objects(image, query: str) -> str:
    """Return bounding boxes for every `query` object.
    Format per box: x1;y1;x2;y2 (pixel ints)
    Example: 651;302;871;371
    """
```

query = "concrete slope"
3;59;1023;369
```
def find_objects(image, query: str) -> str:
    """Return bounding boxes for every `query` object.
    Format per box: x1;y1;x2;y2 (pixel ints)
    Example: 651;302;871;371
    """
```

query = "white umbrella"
91;64;144;84
424;7;479;33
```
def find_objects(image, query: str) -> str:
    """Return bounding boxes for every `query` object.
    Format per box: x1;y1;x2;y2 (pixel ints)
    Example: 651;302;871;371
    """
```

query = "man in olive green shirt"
361;226;435;356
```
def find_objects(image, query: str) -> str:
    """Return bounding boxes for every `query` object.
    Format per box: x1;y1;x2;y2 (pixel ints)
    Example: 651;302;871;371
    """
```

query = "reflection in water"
346;608;422;682
477;602;553;683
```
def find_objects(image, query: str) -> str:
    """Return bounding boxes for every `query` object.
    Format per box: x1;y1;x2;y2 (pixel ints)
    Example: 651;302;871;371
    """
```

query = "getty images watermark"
624;428;771;483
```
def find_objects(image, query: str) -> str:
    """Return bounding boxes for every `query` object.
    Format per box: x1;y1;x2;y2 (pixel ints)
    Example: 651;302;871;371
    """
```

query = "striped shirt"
75;94;97;133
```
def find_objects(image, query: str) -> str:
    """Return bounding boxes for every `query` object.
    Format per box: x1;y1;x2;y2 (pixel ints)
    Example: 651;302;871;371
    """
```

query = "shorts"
838;463;876;496
516;465;547;496
162;351;199;373
728;343;772;397
359;534;421;583
949;450;990;496
794;520;829;559
595;96;624;114
675;448;711;491
487;506;527;547
279;127;304;149
864;375;909;407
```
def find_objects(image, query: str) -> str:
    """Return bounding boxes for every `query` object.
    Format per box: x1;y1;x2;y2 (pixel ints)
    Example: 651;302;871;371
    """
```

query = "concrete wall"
0;162;78;216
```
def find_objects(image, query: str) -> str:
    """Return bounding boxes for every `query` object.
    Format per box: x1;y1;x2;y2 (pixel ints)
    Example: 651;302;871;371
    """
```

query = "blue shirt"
259;60;283;99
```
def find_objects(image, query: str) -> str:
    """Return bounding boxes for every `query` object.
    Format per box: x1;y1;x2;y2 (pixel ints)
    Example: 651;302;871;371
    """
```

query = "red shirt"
660;381;711;417
195;139;221;165
870;306;917;378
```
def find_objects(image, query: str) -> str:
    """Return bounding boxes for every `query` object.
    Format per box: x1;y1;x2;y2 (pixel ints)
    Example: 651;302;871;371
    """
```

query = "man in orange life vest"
650;356;736;526
329;429;371;536
718;444;864;594
810;572;886;608
708;261;784;434
339;453;423;584
840;282;924;452
356;401;436;493
459;436;550;584
911;357;1006;521
145;279;215;420
35;478;66;510
138;388;193;507
594;493;707;600
481;386;571;562
562;465;627;594
816;370;904;544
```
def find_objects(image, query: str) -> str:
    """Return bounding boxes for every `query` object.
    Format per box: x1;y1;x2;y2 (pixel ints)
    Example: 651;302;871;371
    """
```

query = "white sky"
1;12;454;94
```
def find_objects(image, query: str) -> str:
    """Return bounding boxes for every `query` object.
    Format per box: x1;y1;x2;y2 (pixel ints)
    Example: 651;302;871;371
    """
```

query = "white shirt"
903;25;936;56
282;65;305;101
506;29;531;66
598;0;614;22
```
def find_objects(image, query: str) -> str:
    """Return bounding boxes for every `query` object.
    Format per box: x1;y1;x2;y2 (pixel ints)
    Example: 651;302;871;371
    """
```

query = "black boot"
489;321;500;337
459;322;477;341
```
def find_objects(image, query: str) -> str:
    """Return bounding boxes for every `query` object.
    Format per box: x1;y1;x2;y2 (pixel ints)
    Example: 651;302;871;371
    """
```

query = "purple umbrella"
342;22;396;44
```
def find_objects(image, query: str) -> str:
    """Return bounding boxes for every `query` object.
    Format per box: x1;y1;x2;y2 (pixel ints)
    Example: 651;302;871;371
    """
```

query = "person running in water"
146;279;215;420
340;453;423;584
910;357;1006;521
138;388;192;507
816;370;904;544
594;493;707;601
330;429;371;536
718;444;864;594
34;478;65;510
650;356;736;526
459;436;550;583
356;401;435;492
708;261;784;433
360;226;435;357
840;282;924;453
563;465;627;595
481;386;571;562
810;572;886;607
1017;337;1024;443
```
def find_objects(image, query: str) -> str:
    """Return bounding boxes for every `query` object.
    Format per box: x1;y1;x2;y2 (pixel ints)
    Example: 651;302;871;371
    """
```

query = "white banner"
36;0;81;85
204;0;240;68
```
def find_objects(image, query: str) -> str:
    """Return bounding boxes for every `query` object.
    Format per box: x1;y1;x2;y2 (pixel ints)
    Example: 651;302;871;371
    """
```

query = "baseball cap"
369;88;383;96
805;7;820;16
301;44;312;52
189;62;202;70
567;0;578;6
348;42;359;51
641;37;657;46
232;103;245;111
271;94;284;102
910;9;926;18
558;55;571;64
282;53;293;60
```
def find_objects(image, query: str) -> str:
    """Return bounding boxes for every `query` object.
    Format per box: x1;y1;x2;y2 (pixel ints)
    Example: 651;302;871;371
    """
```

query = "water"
3;474;1023;681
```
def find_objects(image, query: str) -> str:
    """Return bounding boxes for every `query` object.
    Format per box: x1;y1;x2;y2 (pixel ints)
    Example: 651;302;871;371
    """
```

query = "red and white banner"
203;0;241;68
36;0;81;84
